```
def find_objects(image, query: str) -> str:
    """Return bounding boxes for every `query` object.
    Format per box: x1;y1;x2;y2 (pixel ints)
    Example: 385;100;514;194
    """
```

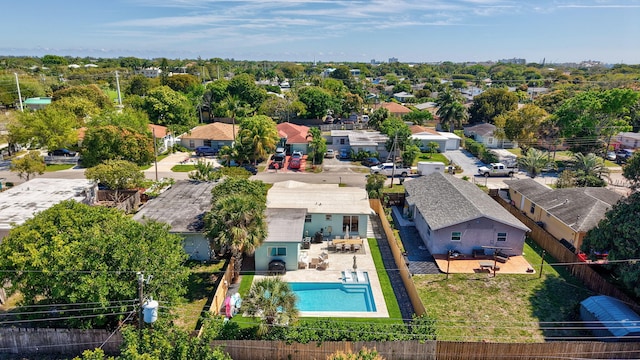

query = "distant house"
464;123;516;149
505;179;622;251
134;67;162;78
0;179;97;241
148;124;176;153
180;122;238;151
254;181;372;272
393;91;415;102
23;97;51;110
409;125;461;152
614;132;640;150
404;173;529;256
372;102;412;117
277;122;309;154
329;130;388;157
133;180;217;261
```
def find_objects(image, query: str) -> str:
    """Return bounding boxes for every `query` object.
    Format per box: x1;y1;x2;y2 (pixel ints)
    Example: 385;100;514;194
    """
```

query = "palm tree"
436;89;468;131
572;152;609;187
518;148;553;178
242;277;299;336
223;95;241;142
306;127;327;165
204;193;267;280
238;115;279;164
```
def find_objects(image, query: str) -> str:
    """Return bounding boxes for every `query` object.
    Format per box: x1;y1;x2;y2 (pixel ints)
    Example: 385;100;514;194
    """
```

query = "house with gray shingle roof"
404;173;529;256
505;179;622;251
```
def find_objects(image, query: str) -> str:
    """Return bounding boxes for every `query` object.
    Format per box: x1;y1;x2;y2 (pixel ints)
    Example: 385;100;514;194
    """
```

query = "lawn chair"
309;258;319;269
317;259;329;270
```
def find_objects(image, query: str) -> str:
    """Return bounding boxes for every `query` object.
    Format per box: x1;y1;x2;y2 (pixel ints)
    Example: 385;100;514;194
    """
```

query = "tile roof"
373;102;412;115
277;123;310;144
148;124;168;138
404;172;529;231
180;122;238;141
410;125;439;135
505;179;623;232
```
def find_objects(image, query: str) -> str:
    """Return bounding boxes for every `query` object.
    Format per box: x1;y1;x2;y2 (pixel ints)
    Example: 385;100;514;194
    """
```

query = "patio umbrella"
353;255;357;270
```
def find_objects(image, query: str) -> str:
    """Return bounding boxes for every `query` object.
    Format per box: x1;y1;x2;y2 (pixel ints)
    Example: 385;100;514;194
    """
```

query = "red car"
289;157;301;170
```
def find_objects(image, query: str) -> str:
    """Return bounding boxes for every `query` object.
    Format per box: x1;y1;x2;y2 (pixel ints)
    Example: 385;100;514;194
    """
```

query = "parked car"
325;149;335;158
48;148;77;157
291;150;303;159
616;149;635;163
370;162;411;177
606;151;617;161
241;164;258;175
195;146;217;156
477;163;515;177
289;157;301;170
362;157;381;167
270;154;286;169
275;147;286;156
338;148;351;159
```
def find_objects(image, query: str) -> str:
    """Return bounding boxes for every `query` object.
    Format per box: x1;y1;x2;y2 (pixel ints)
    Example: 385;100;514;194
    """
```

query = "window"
325;214;332;221
305;215;312;223
497;232;507;242
343;216;359;233
340;139;345;145
488;137;494;145
204;140;212;147
530;203;536;214
451;231;461;241
189;140;195;148
269;247;287;256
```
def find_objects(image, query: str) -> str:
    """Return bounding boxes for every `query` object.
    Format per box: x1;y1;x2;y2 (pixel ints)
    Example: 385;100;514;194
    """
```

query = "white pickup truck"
370;163;412;177
478;163;516;177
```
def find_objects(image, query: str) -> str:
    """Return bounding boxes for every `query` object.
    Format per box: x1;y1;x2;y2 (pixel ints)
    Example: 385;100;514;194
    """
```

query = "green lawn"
171;164;196;172
413;239;593;342
45;164;75;172
172;261;226;331
414;152;449;165
382;184;405;193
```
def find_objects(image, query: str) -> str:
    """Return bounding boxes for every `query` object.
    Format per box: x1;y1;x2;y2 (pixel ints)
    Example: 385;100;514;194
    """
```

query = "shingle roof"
180;122;237;141
133;180;216;233
505;179;623;232
464;123;496;137
404;173;529;231
265;208;306;243
277;123;310;144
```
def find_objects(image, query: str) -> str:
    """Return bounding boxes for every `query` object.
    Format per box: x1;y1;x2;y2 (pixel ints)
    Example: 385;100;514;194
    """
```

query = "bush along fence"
464;138;498;164
492;194;640;313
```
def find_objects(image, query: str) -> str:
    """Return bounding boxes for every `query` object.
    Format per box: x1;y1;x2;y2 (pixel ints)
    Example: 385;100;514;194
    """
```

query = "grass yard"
171;164;196;172
413;239;593;343
172;261;226;331
414;152;449;165
45;164;75;172
382;184;405;193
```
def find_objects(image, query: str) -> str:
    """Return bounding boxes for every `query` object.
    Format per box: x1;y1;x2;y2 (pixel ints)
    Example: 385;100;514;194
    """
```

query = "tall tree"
237;115;279;164
243;277;299;336
468;88;518;124
85;160;146;203
8;106;78;149
0;201;188;328
572;152;609;187
133;85;197;134
622;152;640;190
306;127;327;165
81;125;154;167
581;192;640;297
436;88;468;131
52;84;113;110
10;150;45;181
297;86;335;119
494;104;548;152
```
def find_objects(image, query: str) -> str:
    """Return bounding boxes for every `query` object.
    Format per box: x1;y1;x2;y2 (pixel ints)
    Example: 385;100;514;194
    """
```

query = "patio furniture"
319;252;329;261
328;242;336;252
317;259;329;270
479;260;495;270
356;270;366;282
353;245;361;253
343;270;353;282
309;258;319;269
350;244;355;252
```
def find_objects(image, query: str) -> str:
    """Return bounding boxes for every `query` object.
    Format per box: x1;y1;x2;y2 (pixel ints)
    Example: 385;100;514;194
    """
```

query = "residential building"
371;102;412;117
134;67;162;78
255;181;372;272
133;180;217;261
180;122;238;151
505;179;622;251
614;132;640;150
393;91;415;102
277;122;310;154
329;130;388;157
464;123;516;149
409;125;461;152
23;97;51;110
0;179;97;240
404;173;529;256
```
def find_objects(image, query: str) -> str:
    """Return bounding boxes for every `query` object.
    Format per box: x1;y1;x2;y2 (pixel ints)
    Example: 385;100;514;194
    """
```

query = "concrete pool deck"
253;238;390;318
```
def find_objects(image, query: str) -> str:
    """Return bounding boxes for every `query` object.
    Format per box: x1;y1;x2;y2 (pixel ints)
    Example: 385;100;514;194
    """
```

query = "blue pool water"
290;279;377;312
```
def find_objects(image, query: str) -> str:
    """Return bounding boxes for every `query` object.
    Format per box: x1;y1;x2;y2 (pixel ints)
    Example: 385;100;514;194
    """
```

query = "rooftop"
133;180;216;233
265;208;306;243
180;122;238;141
277;123;309;144
267;181;372;215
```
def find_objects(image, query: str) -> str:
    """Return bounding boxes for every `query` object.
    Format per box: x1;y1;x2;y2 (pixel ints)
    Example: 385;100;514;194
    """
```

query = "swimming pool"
290;278;377;312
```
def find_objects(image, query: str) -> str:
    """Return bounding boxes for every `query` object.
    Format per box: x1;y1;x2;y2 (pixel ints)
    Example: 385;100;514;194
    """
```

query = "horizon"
1;0;639;64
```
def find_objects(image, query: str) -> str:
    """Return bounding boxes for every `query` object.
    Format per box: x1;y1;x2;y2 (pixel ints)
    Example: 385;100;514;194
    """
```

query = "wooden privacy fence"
369;199;426;316
492;195;640;312
196;257;235;337
0;327;122;356
210;340;640;360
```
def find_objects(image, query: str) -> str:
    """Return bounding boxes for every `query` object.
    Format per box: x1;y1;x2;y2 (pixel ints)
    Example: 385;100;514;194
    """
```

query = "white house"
464;123;516;149
614;132;640;150
329;130;389;157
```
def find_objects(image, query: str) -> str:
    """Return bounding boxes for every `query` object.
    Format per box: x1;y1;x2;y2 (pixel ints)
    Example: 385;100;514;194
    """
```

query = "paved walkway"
368;214;415;322
391;208;441;275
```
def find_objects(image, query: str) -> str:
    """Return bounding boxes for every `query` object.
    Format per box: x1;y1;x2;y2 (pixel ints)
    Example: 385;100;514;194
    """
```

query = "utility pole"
137;272;153;340
14;73;23;112
389;133;398;188
539;250;546;279
115;71;122;107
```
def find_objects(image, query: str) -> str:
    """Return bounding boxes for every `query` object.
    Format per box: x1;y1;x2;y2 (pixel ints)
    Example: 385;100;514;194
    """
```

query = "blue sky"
2;0;639;64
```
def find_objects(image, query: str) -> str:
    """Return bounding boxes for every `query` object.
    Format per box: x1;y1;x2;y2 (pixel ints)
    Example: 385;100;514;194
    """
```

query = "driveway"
444;149;485;176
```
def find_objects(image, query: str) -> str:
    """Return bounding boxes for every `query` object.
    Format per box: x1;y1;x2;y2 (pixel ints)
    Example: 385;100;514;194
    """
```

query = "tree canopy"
131;86;197;134
581;192;640;297
297;86;335;119
0;200;189;328
81;125;154;167
85;160;146;201
8;105;78;149
468;88;518;124
52;84;113;110
494;104;548;151
237;115;279;164
10;150;46;181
